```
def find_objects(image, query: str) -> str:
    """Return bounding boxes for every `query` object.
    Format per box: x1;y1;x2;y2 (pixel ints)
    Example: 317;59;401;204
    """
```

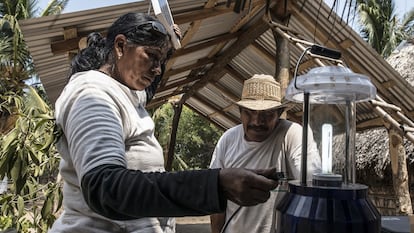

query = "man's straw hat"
235;74;291;111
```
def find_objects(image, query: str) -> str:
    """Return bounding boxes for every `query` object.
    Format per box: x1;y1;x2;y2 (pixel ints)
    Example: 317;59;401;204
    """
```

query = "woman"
49;12;278;232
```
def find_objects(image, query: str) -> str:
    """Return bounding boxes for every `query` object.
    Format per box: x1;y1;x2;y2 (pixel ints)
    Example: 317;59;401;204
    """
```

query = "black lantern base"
276;181;381;233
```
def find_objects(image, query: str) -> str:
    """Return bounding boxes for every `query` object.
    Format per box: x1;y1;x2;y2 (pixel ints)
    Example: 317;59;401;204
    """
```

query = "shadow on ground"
176;216;211;233
176;223;211;233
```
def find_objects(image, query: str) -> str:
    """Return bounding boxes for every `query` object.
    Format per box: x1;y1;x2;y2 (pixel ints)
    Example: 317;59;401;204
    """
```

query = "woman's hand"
172;24;182;40
219;168;279;206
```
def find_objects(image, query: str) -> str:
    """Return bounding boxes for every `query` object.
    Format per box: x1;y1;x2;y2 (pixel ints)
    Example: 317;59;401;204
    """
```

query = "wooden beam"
164;57;213;77
52;4;233;61
174;4;234;24
51;27;80;55
150;62;211;108
339;38;354;49
51;37;80;55
207;2;265;57
373;106;414;143
381;80;396;89
173;31;242;57
371;99;401;112
178;17;270;105
356;117;384;130
270;0;293;20
192;94;240;125
162;0;219;85
156;76;201;93
147;89;187;109
63;27;78;40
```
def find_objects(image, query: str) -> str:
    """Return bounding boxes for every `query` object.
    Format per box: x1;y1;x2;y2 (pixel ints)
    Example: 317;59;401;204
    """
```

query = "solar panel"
151;0;181;49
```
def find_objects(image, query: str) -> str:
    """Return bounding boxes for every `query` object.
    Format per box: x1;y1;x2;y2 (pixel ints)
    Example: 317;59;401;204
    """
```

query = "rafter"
179;17;270;105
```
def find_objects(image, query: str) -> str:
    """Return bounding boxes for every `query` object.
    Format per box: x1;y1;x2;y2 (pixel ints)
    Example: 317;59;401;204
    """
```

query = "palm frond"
401;8;414;35
40;0;68;16
24;86;49;113
355;0;414;57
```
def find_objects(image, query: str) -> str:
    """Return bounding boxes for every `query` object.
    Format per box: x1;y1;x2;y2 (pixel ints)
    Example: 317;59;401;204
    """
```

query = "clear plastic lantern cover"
286;66;376;184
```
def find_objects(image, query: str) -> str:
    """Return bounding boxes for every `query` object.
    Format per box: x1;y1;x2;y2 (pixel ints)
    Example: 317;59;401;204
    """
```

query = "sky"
37;0;138;14
37;0;414;15
324;0;414;18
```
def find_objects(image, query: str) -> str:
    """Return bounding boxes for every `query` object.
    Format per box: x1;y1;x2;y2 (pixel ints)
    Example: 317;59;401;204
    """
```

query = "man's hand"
219;168;279;206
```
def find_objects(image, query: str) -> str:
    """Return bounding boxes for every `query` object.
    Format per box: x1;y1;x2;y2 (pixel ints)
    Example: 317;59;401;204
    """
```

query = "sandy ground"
11;213;212;233
176;216;211;233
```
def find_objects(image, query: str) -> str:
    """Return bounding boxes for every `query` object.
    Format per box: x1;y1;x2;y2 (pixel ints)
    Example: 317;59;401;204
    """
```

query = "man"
209;74;321;233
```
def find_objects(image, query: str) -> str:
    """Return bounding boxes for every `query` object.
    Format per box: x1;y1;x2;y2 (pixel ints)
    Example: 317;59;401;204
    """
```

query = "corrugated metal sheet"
19;0;414;133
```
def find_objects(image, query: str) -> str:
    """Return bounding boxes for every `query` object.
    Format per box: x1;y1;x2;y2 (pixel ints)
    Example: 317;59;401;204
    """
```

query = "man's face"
240;107;281;142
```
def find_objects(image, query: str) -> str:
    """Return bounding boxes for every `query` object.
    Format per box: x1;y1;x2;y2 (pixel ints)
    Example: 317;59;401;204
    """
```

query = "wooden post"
389;127;413;215
165;102;183;171
270;0;291;97
274;31;290;98
269;1;291;119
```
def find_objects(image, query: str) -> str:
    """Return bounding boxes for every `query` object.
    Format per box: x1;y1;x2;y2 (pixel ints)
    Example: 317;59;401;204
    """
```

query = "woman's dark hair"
68;12;170;78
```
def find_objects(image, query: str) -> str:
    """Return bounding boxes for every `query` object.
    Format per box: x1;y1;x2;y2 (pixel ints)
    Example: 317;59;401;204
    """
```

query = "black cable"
219;173;287;232
220;205;242;233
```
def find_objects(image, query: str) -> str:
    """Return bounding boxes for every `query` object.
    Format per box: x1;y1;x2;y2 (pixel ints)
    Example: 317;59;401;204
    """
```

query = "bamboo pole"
373;105;414;143
389;128;413;215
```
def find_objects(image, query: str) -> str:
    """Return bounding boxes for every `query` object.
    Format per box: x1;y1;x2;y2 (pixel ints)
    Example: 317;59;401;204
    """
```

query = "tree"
0;0;69;133
0;87;62;232
0;0;69;232
0;0;68;94
152;104;223;170
355;0;414;57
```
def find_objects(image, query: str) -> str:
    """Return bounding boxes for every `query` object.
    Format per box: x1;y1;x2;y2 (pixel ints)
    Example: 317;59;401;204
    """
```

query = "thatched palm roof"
355;39;414;185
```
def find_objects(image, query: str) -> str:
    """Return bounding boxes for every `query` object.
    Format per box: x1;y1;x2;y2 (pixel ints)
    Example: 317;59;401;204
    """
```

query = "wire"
313;0;324;43
293;47;312;90
220;205;242;233
219;183;290;233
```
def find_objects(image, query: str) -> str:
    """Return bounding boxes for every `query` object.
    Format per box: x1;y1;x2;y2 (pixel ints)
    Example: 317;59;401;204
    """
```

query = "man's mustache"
247;125;268;131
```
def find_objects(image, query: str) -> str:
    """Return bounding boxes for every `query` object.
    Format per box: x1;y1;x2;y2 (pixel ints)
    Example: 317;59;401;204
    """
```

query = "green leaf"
34;166;39;177
39;132;54;151
26;180;34;196
17;196;24;216
10;158;26;194
41;194;52;219
10;158;21;185
0;130;19;153
0;151;14;177
27;147;40;165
